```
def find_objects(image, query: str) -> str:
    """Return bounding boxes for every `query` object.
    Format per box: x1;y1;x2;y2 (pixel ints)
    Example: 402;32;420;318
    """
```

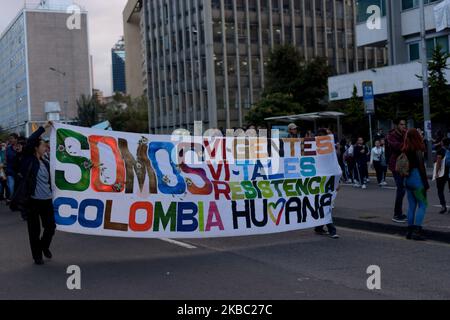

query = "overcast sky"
0;0;128;96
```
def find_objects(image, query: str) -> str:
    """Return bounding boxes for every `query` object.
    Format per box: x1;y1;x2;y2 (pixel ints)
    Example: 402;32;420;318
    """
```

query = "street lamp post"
49;67;68;122
419;0;433;167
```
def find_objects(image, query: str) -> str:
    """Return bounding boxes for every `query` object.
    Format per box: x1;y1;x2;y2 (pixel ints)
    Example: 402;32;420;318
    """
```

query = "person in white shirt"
370;140;388;187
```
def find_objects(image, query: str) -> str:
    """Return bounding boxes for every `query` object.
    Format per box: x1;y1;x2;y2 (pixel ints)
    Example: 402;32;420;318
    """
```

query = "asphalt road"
1;198;450;300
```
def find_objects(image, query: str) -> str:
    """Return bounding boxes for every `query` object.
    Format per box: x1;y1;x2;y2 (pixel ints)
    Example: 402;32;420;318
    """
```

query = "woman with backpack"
435;138;450;214
400;128;430;241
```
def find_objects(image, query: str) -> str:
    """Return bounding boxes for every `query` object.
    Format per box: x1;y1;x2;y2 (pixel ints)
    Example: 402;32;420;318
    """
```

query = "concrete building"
329;0;448;101
124;0;386;133
112;36;127;93
123;0;146;99
0;0;91;136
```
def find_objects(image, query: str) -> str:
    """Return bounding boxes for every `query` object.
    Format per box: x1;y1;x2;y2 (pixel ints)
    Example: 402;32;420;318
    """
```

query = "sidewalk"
333;180;450;243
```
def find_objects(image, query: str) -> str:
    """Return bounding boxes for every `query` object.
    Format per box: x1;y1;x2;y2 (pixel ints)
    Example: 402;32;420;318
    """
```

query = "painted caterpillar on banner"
51;124;341;238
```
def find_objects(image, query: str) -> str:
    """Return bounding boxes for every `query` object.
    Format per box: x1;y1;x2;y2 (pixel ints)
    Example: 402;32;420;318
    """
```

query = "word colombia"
50;123;342;238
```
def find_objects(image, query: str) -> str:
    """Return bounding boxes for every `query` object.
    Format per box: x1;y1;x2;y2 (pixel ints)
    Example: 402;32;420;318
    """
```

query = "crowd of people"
0;120;449;265
0;122;54;265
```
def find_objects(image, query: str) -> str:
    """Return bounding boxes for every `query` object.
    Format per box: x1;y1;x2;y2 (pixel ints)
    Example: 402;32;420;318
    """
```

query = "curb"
368;172;433;179
333;217;450;244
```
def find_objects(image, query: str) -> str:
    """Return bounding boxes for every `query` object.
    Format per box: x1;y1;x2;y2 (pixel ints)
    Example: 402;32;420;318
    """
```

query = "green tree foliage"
265;45;303;95
376;93;412;120
105;95;149;133
245;93;304;126
294;56;332;113
428;44;450;123
76;94;102;127
247;45;331;126
0;126;9;142
340;85;366;138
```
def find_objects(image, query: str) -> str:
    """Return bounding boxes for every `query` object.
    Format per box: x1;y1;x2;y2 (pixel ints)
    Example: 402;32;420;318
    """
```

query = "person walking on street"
402;129;430;241
370;140;388;187
434;138;450;214
12;141;27;220
343;139;355;184
5;133;19;204
0;142;6;201
387;118;408;223
314;128;340;239
353;137;369;189
14;122;55;265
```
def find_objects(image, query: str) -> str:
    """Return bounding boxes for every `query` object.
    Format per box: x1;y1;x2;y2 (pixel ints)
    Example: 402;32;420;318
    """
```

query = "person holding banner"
435;138;450;214
313;128;340;239
18;121;55;265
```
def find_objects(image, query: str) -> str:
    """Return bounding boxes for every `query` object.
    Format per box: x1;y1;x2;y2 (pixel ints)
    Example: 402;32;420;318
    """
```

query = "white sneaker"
362;184;367;189
353;183;361;188
381;181;388;186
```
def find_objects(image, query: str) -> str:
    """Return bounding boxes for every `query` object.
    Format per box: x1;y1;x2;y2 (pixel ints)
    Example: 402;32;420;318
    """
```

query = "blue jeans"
7;175;15;200
405;169;428;227
392;171;406;217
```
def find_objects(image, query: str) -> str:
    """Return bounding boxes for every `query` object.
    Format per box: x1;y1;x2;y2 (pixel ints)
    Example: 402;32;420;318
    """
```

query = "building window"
401;0;439;11
408;36;449;61
409;42;420;61
427;35;449;58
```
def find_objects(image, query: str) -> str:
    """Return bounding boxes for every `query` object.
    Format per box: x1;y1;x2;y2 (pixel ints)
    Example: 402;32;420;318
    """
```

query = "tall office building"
124;0;385;133
0;0;91;135
112;37;127;93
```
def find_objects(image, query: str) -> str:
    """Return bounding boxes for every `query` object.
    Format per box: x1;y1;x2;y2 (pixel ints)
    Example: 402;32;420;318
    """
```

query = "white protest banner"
50;123;341;238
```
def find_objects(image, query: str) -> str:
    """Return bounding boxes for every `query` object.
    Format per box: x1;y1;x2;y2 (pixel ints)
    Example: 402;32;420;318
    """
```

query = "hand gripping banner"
50;123;342;239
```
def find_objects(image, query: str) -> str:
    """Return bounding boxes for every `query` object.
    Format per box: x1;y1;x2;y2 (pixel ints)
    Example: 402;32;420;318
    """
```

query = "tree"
295;57;332;113
245;93;304;126
0;126;9;142
105;95;149;133
263;45;331;113
265;45;303;95
428;44;450;123
339;85;366;139
76;94;102;127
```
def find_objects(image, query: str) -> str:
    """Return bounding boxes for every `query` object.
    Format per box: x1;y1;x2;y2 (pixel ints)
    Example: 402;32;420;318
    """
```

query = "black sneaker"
314;227;329;236
34;259;44;265
42;249;52;259
392;214;407;223
411;227;426;241
439;207;447;214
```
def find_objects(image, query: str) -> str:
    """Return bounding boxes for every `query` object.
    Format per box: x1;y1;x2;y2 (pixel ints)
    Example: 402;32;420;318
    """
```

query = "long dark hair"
402;128;425;153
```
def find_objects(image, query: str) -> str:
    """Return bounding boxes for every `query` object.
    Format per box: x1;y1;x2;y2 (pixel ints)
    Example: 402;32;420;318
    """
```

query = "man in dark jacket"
387;118;407;223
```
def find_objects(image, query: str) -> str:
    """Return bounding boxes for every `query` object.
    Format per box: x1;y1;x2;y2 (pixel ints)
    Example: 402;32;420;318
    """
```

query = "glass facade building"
112;37;127;93
0;13;29;134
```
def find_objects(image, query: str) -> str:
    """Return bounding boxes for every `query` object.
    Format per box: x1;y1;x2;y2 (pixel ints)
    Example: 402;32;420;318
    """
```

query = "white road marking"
338;227;450;248
432;205;450;208
159;238;197;249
